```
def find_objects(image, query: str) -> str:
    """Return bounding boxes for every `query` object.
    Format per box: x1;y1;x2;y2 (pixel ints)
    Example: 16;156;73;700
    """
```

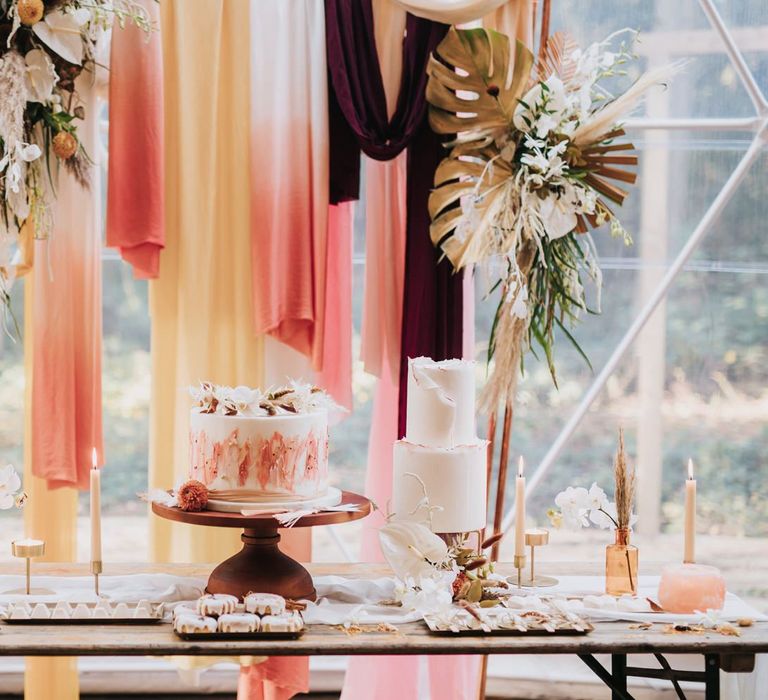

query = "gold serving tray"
1;602;163;625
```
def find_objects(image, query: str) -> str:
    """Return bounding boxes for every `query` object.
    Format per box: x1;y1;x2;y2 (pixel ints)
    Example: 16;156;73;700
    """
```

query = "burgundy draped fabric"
325;0;447;199
325;0;463;436
398;118;464;437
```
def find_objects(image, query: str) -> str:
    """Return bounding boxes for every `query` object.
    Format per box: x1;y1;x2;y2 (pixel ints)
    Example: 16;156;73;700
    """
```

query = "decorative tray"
423;604;593;636
1;601;163;625
174;629;304;641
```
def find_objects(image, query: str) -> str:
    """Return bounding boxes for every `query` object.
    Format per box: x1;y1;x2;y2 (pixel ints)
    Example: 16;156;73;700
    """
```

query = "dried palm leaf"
427;27;534;150
536;32;579;83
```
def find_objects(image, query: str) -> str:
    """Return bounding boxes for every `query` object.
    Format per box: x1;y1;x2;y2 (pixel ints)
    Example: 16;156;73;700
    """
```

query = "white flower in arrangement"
379;520;451;581
229;385;263;413
513;75;569;139
506;281;528;320
551;481;637;531
24;50;58;104
396;574;454;615
553;486;590;529
537;192;578;240
33;8;92;66
0;464;23;510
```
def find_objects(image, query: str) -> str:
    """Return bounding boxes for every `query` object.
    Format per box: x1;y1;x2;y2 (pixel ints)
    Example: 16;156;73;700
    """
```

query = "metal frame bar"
501;0;768;532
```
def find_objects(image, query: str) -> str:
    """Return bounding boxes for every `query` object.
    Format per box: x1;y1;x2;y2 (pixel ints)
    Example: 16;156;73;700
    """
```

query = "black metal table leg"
705;654;720;700
612;654;628;700
578;654;635;700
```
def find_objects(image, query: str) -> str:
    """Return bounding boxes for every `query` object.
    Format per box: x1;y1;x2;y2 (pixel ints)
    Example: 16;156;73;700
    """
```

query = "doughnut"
260;613;303;633
197;594;238;617
244;592;286;616
174;614;217;634
217;613;260;633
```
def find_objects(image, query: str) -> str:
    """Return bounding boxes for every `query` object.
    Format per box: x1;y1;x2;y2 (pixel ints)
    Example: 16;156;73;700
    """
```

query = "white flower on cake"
189;380;338;417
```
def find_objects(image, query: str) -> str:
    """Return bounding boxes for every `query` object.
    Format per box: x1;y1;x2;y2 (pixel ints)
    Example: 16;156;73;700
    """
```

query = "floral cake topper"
189;380;339;417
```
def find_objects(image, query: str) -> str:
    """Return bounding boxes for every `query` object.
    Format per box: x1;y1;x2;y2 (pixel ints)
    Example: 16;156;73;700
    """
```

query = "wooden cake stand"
152;491;372;601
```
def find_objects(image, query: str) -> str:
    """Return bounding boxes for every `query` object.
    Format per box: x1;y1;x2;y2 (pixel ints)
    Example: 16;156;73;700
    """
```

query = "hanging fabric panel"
249;0;330;374
106;0;164;279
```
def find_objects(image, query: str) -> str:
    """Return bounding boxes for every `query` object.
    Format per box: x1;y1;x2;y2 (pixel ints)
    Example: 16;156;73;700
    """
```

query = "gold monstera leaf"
427;27;533;148
426;28;533;270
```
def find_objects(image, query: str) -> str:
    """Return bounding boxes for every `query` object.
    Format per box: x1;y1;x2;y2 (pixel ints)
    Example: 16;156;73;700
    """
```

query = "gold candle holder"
8;539;52;595
91;560;103;597
522;528;558;588
512;553;526;589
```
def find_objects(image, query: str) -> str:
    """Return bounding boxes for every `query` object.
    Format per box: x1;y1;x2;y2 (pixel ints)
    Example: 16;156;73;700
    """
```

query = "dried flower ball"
52;131;78;160
18;0;44;26
177;480;209;512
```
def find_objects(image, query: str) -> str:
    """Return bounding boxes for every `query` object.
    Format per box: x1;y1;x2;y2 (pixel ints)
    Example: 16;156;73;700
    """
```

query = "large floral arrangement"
0;0;152;325
426;29;677;410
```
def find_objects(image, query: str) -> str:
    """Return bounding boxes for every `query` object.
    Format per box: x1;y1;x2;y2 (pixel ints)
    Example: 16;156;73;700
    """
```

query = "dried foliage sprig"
613;427;636;530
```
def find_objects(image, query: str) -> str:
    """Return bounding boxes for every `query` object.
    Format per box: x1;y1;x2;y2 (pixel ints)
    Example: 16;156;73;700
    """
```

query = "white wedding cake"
391;357;487;533
188;381;339;511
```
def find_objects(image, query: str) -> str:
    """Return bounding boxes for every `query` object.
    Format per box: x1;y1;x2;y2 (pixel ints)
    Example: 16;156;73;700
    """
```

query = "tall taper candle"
684;459;696;564
514;457;526;558
90;447;102;565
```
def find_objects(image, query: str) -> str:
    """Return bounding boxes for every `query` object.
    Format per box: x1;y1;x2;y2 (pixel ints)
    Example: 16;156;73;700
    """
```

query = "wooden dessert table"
0;562;765;700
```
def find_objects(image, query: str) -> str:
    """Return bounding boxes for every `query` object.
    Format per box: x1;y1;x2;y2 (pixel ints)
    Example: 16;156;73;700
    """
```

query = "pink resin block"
658;563;726;614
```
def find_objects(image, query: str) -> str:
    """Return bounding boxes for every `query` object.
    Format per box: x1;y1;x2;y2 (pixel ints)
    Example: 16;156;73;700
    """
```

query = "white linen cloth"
0;572;763;700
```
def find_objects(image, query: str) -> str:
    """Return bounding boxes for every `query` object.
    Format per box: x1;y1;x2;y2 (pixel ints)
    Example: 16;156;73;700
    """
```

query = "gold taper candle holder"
91;560;103;597
512;553;526;589
522;528;558;588
8;539;52;595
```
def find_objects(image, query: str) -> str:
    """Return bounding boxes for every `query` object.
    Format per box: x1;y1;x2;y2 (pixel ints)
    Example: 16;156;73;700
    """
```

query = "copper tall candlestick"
91;560;103;597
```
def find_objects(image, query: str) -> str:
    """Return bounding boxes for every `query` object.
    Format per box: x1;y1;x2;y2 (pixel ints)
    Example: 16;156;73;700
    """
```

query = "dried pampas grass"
613;428;636;530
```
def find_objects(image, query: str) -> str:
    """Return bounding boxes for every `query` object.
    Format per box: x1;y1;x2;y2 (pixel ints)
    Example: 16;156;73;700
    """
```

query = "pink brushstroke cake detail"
189;415;329;500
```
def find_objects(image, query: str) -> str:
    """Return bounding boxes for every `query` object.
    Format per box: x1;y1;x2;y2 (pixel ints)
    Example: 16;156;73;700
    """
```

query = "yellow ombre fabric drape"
23;272;79;700
149;0;261;561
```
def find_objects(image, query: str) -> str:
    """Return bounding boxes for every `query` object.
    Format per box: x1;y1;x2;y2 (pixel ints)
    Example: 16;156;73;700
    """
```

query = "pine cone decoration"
18;0;44;26
52;131;78;160
177;480;209;512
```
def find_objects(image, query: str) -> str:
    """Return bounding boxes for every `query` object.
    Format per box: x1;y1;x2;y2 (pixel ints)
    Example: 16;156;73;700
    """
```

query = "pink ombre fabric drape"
238;657;309;700
30;69;104;488
317;202;354;409
250;0;329;371
106;0;164;279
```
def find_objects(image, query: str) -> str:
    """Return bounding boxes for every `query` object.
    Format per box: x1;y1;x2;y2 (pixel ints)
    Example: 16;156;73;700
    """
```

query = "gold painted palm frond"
426;28;533;269
426;27;534;149
427;149;512;269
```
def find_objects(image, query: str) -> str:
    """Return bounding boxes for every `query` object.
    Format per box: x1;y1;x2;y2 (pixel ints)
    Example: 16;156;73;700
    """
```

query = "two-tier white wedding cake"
391;357;487;533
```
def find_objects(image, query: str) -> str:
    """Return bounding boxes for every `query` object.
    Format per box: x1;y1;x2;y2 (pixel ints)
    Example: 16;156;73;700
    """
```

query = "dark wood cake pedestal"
152;491;372;601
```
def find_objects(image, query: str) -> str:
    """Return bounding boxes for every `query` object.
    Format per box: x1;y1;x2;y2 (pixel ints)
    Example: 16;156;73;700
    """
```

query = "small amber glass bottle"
605;527;638;596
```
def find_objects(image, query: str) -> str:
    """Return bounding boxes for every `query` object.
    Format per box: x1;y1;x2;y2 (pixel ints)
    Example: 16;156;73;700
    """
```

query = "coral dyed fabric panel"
30;73;104;489
316;202;353;409
106;0;164;279
249;0;329;370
